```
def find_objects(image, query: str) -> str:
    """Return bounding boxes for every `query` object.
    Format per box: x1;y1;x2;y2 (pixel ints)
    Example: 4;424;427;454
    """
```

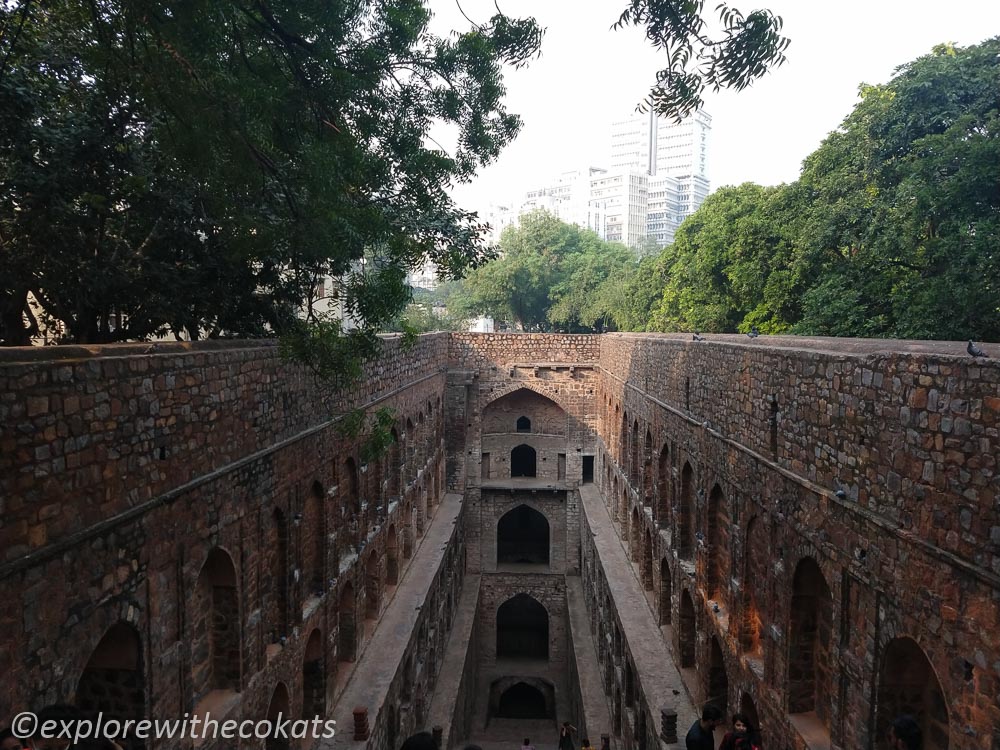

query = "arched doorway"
191;548;240;703
265;683;290;750
365;554;380;621
678;463;693;560
386;525;399;585
516;416;531;432
659;558;672;625
497;505;550;566
642;528;653;590
630;507;641;561
788;557;833;727
679;589;696;668
498;682;548;719
708;636;729;715
741;516;765;657
511;444;537;477
656;444;670;524
496;594;549;660
302;629;324;719
338;583;356;662
76;623;145;749
876;637;949;750
740;693;763;746
643;429;653;505
707;484;727;599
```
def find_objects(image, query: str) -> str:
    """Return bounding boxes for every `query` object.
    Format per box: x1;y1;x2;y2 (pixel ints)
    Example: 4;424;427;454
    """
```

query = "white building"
610;109;712;245
589;170;648;249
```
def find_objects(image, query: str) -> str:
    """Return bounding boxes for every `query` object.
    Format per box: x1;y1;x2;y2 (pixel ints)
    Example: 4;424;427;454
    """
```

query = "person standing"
521;738;535;750
685;704;724;750
558;722;578;750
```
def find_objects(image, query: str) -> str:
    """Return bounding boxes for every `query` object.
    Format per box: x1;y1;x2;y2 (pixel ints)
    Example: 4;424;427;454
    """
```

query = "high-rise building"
610;109;711;246
610;109;711;182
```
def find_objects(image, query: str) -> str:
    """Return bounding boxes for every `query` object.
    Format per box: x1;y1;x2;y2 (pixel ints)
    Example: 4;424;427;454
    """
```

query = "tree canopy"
1;0;790;350
623;37;1000;341
446;210;639;332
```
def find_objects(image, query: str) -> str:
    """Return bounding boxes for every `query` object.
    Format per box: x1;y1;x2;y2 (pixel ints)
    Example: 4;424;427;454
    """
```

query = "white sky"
426;0;1000;214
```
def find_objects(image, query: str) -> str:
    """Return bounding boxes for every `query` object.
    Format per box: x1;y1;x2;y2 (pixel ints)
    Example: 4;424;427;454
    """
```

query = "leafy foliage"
0;0;543;346
336;406;397;463
447;210;639;332
639;38;1000;341
615;0;790;119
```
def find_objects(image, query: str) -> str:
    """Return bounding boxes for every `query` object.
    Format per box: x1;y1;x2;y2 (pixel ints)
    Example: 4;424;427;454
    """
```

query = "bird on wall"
747;326;759;339
692;333;705;342
968;340;988;358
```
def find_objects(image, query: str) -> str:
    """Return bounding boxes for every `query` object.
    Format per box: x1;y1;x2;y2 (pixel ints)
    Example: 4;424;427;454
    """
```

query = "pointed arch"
191;548;240;702
876;637;949;750
707;483;728;599
788;557;833;726
302;629;325;719
678;462;693;560
679;589;696;668
656;443;670;525
498;505;550;566
338;582;356;663
659;558;672;625
496;594;549;660
76;622;145;748
643;429;653;506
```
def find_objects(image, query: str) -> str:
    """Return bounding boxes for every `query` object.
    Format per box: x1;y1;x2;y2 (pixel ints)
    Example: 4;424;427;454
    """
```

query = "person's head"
700;704;724;730
523;739;530;746
2;728;24;750
581;740;589;748
887;716;921;750
400;733;438;750
562;722;569;729
731;713;752;735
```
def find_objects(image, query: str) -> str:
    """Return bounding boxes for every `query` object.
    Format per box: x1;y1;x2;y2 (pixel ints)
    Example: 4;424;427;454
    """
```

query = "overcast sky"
426;0;1000;214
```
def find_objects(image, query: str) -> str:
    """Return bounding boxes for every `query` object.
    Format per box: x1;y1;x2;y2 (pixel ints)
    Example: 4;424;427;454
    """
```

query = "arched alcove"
629;420;639;486
708;636;729;715
643;429;653;505
496;594;549;660
788;557;833;727
338;583;356;663
265;682;290;750
659;558;672;625
365;553;380;621
483;388;567;435
679;589;696;668
498;682;547;719
707;483;727;599
741;516;765;657
510;444;537;477
386;525;399;585
304;482;325;596
678;462;693;560
191;548;240;702
657;444;670;524
302;629;324;720
497;505;550;566
76;622;145;748
642;528;653;590
489;677;556;720
876;637;949;750
271;508;290;637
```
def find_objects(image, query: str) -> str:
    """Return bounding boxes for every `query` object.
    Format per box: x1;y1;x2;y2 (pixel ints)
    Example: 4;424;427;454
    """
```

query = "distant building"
495;109;712;252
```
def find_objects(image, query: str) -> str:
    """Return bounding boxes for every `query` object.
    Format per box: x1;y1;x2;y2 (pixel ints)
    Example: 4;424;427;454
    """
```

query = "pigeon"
968;340;987;358
834;488;847;500
692;333;705;341
747;326;759;339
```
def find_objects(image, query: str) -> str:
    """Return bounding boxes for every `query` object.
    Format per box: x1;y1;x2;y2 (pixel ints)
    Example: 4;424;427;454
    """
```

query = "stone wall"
596;332;1000;750
0;336;452;750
